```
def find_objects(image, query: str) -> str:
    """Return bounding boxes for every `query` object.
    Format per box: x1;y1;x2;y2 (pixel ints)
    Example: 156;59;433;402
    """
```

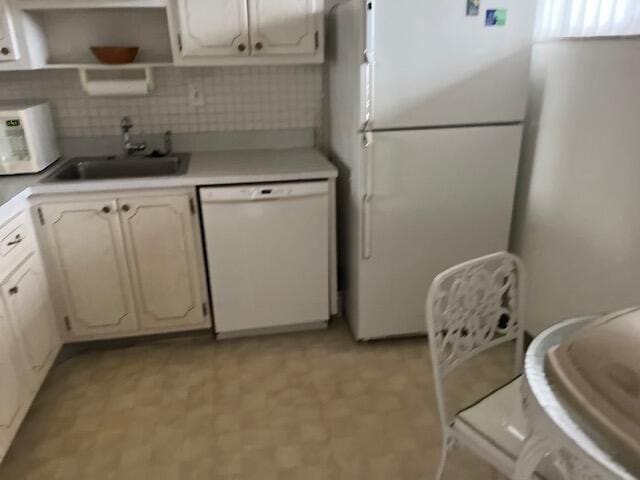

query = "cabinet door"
248;0;320;56
119;195;205;330
41;201;137;337
0;302;28;462
177;0;250;57
2;253;60;390
0;0;20;62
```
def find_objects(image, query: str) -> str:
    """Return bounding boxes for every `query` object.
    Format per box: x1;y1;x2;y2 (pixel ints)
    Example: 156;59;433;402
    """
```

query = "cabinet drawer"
0;213;34;275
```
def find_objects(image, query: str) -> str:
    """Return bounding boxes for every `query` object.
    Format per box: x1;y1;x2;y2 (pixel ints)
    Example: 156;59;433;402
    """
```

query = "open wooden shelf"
24;7;173;66
42;62;173;70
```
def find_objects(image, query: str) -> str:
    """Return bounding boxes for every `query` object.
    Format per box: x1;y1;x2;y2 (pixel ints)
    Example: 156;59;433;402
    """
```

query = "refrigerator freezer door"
370;0;536;129
355;126;522;339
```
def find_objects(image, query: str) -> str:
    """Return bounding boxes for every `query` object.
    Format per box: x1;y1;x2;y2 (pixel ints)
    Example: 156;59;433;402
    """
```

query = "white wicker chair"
426;251;530;480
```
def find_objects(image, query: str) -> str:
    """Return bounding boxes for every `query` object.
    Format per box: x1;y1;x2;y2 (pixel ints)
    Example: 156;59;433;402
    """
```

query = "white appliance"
328;0;536;339
0;100;60;175
200;181;330;337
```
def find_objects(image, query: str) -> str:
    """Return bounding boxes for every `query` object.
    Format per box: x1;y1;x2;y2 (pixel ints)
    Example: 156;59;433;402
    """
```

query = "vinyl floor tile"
0;319;512;479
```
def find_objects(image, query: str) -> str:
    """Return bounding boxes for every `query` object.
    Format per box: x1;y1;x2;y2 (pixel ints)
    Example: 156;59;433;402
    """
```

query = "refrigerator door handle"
362;0;375;130
362;192;373;259
361;132;374;260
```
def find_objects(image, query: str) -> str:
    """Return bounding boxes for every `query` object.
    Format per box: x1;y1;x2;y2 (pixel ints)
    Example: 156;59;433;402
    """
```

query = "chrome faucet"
163;130;172;156
120;116;147;158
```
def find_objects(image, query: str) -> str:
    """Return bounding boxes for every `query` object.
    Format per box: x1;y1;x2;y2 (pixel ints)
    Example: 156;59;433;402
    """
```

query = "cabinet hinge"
189;198;196;215
37;207;45;225
63;316;71;331
177;32;182;52
315;30;319;50
202;302;208;316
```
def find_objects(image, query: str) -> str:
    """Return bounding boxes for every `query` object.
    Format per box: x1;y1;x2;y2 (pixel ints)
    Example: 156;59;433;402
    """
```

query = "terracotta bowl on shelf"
90;46;139;65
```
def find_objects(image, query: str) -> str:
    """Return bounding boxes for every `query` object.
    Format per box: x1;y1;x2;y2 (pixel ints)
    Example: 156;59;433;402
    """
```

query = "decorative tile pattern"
0;66;322;137
0;320;512;479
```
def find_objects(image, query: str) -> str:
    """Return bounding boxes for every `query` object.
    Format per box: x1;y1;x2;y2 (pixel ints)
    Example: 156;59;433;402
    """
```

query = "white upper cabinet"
40;201;138;337
0;0;19;62
173;0;323;64
0;0;324;70
119;195;206;330
2;253;60;390
177;0;250;57
0;1;48;70
248;0;320;56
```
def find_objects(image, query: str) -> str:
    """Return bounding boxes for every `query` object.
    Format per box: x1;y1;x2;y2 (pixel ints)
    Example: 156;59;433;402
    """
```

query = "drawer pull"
8;286;18;295
6;234;22;246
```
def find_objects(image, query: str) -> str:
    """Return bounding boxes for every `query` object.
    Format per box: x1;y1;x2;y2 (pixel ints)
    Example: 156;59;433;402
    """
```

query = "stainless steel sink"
42;154;190;182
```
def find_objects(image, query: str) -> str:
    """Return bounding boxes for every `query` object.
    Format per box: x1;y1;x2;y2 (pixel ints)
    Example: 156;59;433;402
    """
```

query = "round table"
514;314;638;480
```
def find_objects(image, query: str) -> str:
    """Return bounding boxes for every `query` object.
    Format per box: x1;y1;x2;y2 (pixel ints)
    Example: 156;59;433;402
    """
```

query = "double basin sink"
42;154;189;182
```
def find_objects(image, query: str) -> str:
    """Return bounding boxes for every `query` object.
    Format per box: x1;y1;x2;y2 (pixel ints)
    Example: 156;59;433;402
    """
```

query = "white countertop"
0;148;337;218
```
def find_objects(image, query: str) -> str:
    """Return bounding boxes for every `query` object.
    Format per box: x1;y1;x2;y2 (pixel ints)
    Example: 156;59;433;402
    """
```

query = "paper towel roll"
84;79;149;96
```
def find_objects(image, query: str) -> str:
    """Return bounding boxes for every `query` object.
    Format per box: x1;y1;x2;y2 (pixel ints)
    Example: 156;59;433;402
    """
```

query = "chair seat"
453;376;560;479
456;377;527;459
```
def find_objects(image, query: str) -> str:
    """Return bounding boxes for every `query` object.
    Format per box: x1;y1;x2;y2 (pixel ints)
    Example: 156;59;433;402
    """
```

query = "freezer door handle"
362;193;373;259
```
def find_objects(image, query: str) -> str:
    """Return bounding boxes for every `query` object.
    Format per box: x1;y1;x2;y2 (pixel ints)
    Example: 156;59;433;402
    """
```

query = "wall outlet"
188;84;205;107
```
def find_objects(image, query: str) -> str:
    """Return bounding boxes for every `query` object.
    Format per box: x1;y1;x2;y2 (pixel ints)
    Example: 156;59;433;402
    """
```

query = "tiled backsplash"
0;66;322;137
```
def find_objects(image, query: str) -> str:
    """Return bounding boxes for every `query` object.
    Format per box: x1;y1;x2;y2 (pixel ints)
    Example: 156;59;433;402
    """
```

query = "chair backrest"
426;252;526;427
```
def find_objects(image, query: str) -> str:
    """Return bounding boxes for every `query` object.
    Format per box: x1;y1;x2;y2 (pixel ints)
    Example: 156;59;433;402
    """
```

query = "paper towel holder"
79;67;155;96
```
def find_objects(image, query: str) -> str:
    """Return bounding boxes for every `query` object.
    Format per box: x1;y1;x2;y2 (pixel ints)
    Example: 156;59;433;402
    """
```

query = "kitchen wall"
511;38;640;335
0;66;322;138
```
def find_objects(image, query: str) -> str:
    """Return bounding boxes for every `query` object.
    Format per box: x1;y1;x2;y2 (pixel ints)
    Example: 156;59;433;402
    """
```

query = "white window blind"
535;0;640;40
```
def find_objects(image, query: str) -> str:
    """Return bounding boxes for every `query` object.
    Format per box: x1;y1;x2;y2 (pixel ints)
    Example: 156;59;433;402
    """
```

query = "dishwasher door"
200;181;329;334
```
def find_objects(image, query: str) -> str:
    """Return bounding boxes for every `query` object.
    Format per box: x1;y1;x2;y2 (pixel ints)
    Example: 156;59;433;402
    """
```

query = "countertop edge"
0;148;338;219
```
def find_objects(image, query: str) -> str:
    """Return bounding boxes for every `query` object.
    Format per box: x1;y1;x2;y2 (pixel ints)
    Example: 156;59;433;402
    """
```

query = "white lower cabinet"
0;191;209;461
40;200;138;337
0;211;61;463
2;253;60;391
40;191;209;341
119;195;205;330
0;302;29;463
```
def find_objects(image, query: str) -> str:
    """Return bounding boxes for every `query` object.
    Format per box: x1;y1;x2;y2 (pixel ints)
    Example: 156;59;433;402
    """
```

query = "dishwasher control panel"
199;181;328;202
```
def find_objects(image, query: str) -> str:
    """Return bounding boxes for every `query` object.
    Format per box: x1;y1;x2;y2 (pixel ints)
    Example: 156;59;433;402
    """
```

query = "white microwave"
0;101;61;175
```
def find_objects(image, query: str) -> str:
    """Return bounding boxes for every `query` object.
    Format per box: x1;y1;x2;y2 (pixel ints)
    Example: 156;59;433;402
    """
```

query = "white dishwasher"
200;181;330;336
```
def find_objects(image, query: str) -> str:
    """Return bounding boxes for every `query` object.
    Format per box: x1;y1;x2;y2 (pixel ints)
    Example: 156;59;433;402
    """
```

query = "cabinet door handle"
7;234;22;246
121;204;130;212
255;42;263;51
238;43;246;52
0;47;10;56
102;206;111;214
8;286;18;295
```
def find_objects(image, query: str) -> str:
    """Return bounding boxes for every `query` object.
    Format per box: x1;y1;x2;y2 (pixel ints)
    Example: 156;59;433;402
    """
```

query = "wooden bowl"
90;46;139;65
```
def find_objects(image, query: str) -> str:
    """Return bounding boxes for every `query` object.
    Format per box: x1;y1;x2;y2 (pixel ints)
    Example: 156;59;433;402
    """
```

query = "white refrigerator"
328;0;536;339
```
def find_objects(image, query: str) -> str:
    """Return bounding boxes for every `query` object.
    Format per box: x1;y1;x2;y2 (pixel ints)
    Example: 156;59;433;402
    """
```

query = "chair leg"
434;439;450;480
514;433;549;480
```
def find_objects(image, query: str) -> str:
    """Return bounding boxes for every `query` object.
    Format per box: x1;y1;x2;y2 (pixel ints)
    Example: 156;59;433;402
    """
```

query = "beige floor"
0;319;513;480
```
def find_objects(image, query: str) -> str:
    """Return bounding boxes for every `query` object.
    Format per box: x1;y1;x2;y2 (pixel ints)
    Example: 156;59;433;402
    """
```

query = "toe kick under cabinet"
35;189;211;342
